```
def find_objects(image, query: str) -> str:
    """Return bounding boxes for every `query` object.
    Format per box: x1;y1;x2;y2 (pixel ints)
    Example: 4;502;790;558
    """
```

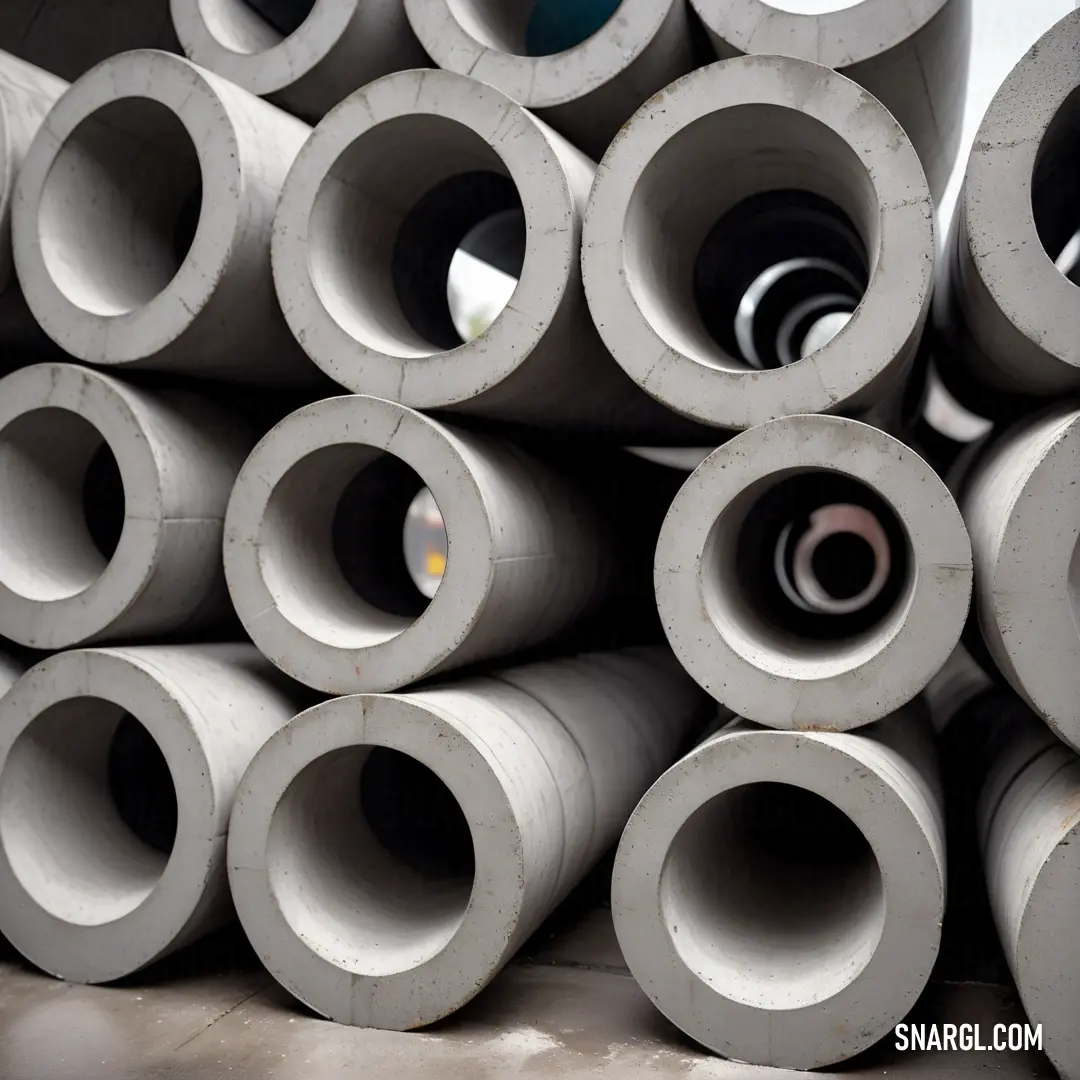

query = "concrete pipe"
224;394;609;694
655;413;973;730
612;704;945;1069
688;0;970;201
0;650;22;699
402;0;696;161
0;643;305;983
170;0;428;123
0;362;256;650
581;56;934;432
271;68;682;433
228;646;706;1028
979;704;1080;1079
0;52;67;363
11;49;321;385
961;404;1080;753
941;10;1080;398
0;1;178;83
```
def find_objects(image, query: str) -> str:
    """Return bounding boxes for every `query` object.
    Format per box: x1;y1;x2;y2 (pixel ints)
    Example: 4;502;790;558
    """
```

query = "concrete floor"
0;904;1055;1080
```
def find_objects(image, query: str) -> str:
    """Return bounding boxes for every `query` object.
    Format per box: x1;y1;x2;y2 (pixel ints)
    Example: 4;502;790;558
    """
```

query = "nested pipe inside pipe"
272;67;680;432
11;49;320;384
961;404;1080;752
612;705;944;1070
655;413;972;730
403;0;696;161
688;0;970;201
169;0;428;122
940;10;1080;398
224;394;609;694
979;705;1080;1080
0;644;306;984
581;56;934;432
227;647;706;1028
0;362;256;649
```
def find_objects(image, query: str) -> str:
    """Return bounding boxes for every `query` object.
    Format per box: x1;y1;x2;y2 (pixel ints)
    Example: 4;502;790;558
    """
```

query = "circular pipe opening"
38;98;203;316
707;470;912;646
0;700;176;926
0;410;125;602
660;781;886;1010
447;0;625;56
307;117;523;356
259;446;445;647
624;105;878;372
196;0;318;54
1033;85;1080;287
266;745;475;977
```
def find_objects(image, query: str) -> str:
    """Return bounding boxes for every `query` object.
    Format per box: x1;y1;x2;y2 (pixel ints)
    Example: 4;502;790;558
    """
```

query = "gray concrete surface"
0;905;1054;1079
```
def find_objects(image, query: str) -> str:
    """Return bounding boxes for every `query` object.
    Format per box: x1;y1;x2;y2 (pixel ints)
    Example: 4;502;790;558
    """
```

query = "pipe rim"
959;10;1080;379
0;363;170;649
689;0;950;69
964;406;1080;750
403;0;674;110
170;0;357;95
11;50;244;365
227;692;523;1028
0;648;219;983
272;68;576;408
223;395;497;694
654;414;972;729
582;56;933;430
612;723;944;1069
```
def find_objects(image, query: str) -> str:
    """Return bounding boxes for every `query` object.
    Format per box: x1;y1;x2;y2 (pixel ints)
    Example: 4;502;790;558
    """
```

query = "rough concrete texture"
403;0;696;161
613;705;945;1070
11;49;322;385
0;50;66;362
228;647;705;1029
271;67;685;433
0;0;179;82
962;404;1080;752
581;56;934;432
655;414;973;729
0;644;306;984
224;394;609;694
941;9;1080;396
170;0;428;122
690;0;971;201
979;703;1080;1080
0;910;1056;1079
0;362;257;649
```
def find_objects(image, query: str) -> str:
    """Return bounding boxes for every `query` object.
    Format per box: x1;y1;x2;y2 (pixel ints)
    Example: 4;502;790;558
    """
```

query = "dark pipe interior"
243;0;318;37
359;748;475;881
524;0;624;55
811;532;878;602
107;714;178;856
332;455;433;618
83;442;126;560
393;171;525;350
1032;85;1080;285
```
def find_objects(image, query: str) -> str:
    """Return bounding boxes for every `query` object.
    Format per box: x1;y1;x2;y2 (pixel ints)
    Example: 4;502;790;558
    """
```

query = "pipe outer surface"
0;643;305;983
169;0;428;122
0;0;179;83
11;49;320;385
581;56;934;432
612;704;945;1070
688;0;970;201
655;413;973;729
272;67;680;432
0;51;67;357
942;10;1080;397
227;646;705;1028
0;362;256;649
224;394;609;694
402;0;696;161
979;705;1080;1079
961;404;1080;752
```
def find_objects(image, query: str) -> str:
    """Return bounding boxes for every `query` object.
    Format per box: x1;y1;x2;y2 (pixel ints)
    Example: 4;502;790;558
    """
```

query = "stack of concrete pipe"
0;0;1078;1074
